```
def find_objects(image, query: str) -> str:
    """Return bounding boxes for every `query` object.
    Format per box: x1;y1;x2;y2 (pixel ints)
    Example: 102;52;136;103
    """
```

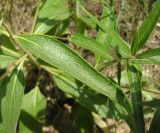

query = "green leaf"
132;59;160;65
0;35;21;69
0;18;3;29
34;0;70;34
75;0;86;34
41;66;133;129
70;34;112;60
131;0;160;54
15;34;131;114
77;4;97;29
127;65;145;133
76;0;83;18
95;0;115;65
0;35;20;58
0;61;25;133
19;86;46;133
136;48;160;58
132;56;160;65
79;17;97;29
96;0;115;49
148;108;160;133
80;6;131;57
131;48;160;65
0;55;17;69
51;70;117;118
50;19;69;36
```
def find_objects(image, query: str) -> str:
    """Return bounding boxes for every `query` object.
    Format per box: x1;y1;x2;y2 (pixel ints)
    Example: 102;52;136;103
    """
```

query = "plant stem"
142;89;160;95
2;22;41;67
2;22;15;39
9;0;14;33
98;57;132;71
31;0;41;33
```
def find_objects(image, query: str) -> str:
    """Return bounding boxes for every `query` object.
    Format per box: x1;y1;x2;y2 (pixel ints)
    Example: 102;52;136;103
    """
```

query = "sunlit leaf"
79;6;131;57
70;34;112;60
19;86;46;133
52;70;117;118
136;48;160;58
0;61;25;133
95;0;115;65
16;34;131;115
34;0;70;34
131;0;160;54
0;35;20;58
0;55;17;69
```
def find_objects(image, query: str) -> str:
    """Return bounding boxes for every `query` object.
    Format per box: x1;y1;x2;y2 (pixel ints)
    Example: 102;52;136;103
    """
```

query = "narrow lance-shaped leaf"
131;58;160;65
75;0;86;34
50;68;117;118
136;48;160;59
132;48;160;65
15;34;131;114
131;0;160;54
80;6;131;57
34;0;70;34
76;0;83;18
0;34;20;58
96;0;115;50
77;3;97;29
95;0;115;65
0;60;25;133
19;86;46;133
0;55;17;69
70;34;112;60
127;65;145;133
51;69;133;127
40;65;133;129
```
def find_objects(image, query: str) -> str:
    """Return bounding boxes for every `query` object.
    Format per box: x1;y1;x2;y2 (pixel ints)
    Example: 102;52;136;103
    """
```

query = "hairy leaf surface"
16;34;131;113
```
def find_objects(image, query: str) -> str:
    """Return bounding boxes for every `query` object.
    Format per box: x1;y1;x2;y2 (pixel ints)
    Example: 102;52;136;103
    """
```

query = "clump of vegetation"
0;0;160;132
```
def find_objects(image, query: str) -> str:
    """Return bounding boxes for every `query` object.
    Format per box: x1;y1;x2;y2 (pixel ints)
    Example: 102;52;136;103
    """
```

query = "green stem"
98;57;132;71
31;0;41;33
2;22;41;67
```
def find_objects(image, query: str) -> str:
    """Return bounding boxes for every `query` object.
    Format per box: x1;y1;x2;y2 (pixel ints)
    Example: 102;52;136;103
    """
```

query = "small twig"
52;36;68;41
2;22;41;68
93;113;110;133
98;57;132;71
2;22;18;49
31;0;41;33
9;0;14;33
142;89;160;95
2;22;15;39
